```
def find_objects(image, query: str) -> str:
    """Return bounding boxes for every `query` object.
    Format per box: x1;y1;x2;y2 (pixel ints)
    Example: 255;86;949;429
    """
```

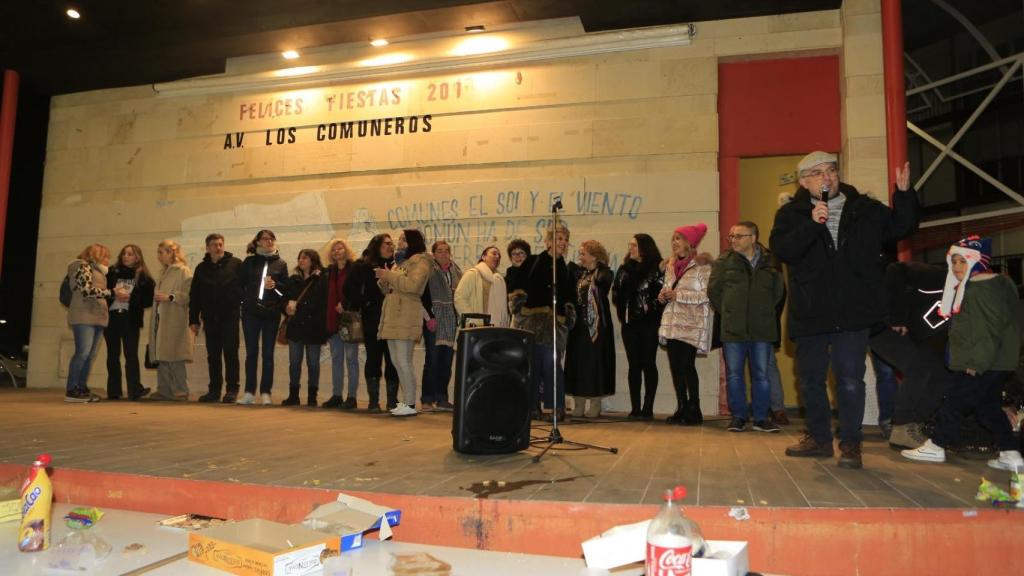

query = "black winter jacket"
769;183;919;339
188;252;242;325
238;252;289;314
611;260;664;326
105;265;155;329
882;261;947;342
285;272;329;345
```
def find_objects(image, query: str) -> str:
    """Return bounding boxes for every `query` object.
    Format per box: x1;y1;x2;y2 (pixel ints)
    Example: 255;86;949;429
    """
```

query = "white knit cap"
797;151;838;175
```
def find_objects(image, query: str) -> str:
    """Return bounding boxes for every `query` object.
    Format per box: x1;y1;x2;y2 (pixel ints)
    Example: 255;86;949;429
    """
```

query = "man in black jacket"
189;234;243;403
770;151;918;469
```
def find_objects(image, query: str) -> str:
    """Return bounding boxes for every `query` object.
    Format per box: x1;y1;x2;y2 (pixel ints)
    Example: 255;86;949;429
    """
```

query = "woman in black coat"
237;229;290;405
344;234;399;412
104;244;155;401
281;249;328;406
565;240;616;418
611;233;664;419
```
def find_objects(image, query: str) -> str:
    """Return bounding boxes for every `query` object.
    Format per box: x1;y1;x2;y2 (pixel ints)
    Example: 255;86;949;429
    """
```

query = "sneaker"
419;403;435;413
785;433;834;458
901;439;946;463
261;393;272;406
107;396;122;401
321;396;344;409
64;389;92;403
236;392;256;405
727;417;747;432
837;441;863;469
197;392;220;403
987;450;1024;471
221;392;237;404
341;397;358;410
753;420;780;433
435;401;454;412
128;387;151;401
888;423;926;450
390;403;417;417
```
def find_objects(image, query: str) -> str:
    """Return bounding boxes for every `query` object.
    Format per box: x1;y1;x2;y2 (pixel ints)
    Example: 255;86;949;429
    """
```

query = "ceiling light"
370;38;389;47
465;25;485;33
450;36;508;57
282;50;300;60
66;8;80;19
359;53;413;67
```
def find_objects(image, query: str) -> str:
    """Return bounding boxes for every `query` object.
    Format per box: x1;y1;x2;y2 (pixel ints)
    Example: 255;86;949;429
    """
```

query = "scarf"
474;262;510;327
672;256;691;280
256;246;278;257
326;264;350;332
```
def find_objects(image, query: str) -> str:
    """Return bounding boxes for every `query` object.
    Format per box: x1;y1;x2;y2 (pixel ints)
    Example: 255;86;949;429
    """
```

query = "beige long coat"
378;252;434;341
148;262;194;362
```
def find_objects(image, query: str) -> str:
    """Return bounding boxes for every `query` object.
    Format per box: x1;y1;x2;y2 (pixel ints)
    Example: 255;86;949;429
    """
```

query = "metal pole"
0;69;19;276
881;0;910;261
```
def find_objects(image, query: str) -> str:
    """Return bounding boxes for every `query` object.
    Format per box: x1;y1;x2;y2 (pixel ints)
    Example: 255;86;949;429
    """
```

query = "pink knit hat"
674;223;707;249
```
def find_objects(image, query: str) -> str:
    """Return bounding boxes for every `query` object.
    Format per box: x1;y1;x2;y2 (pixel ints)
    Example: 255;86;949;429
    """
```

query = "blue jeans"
67;324;104;393
242;311;280;394
288;341;321;391
768;350;785;411
533;344;565;411
794;329;869;444
723;341;772;422
420;327;454;404
328;333;360;398
870;350;897;424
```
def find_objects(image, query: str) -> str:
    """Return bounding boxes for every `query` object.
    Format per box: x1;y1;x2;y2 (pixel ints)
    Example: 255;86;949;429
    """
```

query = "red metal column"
881;0;911;261
0;69;19;275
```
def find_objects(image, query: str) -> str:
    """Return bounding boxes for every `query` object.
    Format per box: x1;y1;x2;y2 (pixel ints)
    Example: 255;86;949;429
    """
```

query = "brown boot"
785;433;834;458
772;410;790;425
838;441;863;469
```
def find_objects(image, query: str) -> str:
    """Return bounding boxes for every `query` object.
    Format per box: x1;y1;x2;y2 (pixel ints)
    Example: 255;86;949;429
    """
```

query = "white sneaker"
236;392;255;405
261;393;272;406
987;450;1024;471
901;439;946;463
390;403;417;417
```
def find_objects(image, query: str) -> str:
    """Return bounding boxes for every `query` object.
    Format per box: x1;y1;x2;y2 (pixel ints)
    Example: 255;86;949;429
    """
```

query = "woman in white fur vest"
454;246;509;328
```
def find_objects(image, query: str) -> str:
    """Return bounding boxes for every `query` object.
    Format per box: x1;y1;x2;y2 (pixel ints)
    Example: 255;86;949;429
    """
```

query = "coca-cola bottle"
646;486;705;576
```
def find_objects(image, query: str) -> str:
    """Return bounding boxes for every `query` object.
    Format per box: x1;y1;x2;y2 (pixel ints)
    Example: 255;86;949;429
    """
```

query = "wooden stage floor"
0;389;1006;509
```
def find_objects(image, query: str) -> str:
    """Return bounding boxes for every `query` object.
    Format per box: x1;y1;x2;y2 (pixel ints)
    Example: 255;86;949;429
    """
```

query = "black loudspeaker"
452;326;534;454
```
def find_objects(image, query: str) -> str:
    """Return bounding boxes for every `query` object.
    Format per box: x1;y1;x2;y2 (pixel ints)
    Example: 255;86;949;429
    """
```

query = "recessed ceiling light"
66;8;81;19
370;38;389;47
465;25;485;33
282;50;300;60
451;36;507;57
273;66;319;78
359;53;413;67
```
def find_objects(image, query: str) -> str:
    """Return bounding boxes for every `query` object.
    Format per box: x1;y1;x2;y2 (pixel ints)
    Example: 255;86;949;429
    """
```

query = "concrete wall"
31;5;888;416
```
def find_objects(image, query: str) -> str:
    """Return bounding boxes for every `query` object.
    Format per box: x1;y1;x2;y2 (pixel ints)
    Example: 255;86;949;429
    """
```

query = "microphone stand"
531;199;618;463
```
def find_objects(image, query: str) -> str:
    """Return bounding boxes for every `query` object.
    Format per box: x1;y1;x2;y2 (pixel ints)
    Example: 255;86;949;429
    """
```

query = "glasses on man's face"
727;234;753;240
802;166;838;179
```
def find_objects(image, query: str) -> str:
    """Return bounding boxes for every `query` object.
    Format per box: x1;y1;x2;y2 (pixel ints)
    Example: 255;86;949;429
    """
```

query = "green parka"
708;245;784;343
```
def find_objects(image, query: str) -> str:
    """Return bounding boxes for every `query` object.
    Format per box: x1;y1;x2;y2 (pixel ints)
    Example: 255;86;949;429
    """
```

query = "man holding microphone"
770;152;918;469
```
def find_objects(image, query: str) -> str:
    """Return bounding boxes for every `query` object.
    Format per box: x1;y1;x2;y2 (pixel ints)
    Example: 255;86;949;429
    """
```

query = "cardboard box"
0;487;20;523
188;519;338;576
302;493;402;552
582;519;748;576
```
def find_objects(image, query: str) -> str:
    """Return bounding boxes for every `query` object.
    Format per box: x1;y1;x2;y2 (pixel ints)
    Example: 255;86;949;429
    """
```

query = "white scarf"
475;262;509;327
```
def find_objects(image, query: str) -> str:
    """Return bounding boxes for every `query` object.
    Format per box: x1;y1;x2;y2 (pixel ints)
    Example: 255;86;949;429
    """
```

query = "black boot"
307;387;318;407
366;377;382;413
683;400;703;426
198;389;220;403
666;405;686;425
385;378;400;411
221;387;238;404
322;395;344;408
281;387;301;406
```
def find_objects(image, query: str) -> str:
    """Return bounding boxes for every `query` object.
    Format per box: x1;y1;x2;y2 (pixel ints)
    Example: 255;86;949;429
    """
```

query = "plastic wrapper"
975;478;1014;505
47;529;112;572
65;506;104;529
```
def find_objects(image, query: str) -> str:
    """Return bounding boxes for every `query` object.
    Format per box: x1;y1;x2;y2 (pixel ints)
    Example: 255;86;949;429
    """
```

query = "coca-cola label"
646;543;692;576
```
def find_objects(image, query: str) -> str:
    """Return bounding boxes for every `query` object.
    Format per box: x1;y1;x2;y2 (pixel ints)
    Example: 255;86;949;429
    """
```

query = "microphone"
817;184;831;223
551;198;563;212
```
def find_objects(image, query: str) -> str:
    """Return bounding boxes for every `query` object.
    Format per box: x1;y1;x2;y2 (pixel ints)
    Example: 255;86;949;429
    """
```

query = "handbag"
338;310;364;343
144;345;159;369
277;276;317;345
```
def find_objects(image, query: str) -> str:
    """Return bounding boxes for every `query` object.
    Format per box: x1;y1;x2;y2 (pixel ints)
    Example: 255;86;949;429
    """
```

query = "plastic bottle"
646;486;705;576
19;453;53;552
1011;464;1023;509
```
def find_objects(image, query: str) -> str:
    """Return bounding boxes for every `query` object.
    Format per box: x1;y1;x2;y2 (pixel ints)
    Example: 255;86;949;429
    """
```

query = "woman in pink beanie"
658;223;714;425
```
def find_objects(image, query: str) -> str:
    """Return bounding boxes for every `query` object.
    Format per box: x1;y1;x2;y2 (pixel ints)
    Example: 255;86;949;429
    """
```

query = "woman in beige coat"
375;229;434;416
658;223;713;426
454;246;509;327
149;240;194;400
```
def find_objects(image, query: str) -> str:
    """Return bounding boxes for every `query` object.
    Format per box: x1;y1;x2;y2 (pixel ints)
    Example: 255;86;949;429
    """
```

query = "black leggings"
666;339;699;411
622;318;659;413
